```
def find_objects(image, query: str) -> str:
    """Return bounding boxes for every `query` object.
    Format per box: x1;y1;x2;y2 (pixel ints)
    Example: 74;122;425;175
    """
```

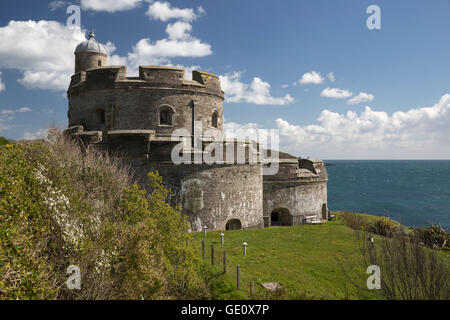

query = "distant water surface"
325;160;450;230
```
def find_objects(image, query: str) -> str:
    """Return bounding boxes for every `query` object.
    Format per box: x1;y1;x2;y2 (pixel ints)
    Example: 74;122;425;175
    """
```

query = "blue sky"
1;0;450;159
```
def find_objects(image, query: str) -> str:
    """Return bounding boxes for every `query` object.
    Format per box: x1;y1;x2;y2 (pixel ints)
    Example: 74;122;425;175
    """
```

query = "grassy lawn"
193;217;384;300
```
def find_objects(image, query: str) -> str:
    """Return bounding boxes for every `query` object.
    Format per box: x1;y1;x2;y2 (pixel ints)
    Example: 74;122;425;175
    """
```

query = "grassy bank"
194;217;384;300
195;212;450;300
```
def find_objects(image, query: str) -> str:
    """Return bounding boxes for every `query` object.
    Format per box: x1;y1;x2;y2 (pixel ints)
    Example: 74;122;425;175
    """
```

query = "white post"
243;242;247;256
221;233;224;244
203;226;207;237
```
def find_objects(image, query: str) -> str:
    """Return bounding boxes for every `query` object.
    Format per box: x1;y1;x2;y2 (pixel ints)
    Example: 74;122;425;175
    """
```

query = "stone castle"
65;33;328;232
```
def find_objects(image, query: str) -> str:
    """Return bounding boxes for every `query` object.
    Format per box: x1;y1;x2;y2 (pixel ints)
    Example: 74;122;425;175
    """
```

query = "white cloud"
297;71;324;85
81;0;142;12
0;14;211;89
166;21;192;40
0;107;32;132
281;84;289;89
109;9;211;75
48;1;70;11
327;72;335;82
321;87;353;99
0;72;5;92
146;1;201;22
0;20;86;91
1;107;32;115
219;72;294;105
23;128;48;140
276;94;450;159
347;92;375;105
223;94;450;159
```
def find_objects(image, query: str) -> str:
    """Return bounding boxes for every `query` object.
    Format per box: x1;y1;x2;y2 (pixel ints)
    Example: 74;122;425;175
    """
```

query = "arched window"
212;111;218;128
159;106;174;126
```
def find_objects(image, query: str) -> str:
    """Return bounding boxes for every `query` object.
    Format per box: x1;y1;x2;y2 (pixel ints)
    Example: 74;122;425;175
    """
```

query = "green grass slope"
194;218;383;300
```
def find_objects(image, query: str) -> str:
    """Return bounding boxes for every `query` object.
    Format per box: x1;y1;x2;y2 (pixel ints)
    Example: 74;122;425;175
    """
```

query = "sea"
325;160;450;231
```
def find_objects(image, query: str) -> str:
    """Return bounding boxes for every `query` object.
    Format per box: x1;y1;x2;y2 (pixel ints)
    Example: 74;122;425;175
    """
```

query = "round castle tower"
68;33;224;140
66;33;265;232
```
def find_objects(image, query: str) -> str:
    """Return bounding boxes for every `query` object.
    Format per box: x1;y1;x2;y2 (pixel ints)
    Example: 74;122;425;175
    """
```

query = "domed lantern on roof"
74;32;108;73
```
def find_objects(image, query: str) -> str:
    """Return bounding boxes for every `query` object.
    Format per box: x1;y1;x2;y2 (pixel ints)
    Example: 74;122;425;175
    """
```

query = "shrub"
0;130;208;300
411;224;449;250
338;212;398;237
355;229;449;300
339;212;366;230
367;218;397;237
0;137;9;146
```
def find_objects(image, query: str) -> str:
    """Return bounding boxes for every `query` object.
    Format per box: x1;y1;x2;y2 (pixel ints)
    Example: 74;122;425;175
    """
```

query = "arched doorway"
322;204;328;220
270;208;292;226
226;219;242;230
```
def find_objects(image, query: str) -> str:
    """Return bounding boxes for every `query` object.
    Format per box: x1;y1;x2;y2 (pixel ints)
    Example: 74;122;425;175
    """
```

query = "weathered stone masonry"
65;33;328;232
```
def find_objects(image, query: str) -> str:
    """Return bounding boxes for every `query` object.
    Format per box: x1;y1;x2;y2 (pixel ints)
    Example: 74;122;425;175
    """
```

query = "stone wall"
68;66;224;139
130;160;264;232
263;181;328;226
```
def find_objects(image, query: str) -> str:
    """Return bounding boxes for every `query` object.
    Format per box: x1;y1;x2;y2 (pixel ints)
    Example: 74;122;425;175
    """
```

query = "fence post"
223;251;227;274
237;265;240;290
250;281;254;297
202;240;205;259
211;244;215;265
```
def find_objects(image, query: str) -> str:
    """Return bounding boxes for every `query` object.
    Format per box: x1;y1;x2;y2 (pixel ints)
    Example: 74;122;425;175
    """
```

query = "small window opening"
212;111;218;128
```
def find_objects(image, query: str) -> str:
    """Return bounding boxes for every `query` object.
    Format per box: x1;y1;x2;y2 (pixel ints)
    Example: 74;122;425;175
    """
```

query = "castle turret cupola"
74;32;108;73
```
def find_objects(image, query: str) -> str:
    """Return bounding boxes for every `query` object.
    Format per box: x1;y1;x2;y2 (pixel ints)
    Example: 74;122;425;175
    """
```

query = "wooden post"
250;281;255;297
237;265;241;290
202;240;205;259
223;251;227;274
211;244;215;265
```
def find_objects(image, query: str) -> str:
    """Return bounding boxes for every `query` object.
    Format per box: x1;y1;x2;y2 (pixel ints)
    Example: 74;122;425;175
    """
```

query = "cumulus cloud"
166;21;192;40
297;71;324;85
81;0;142;12
0;72;5;92
23;128;48;140
321;87;353;99
112;30;212;75
347;92;375;105
0;20;86;91
108;4;211;76
0;12;211;88
223;94;450;159
146;1;203;22
220;72;294;105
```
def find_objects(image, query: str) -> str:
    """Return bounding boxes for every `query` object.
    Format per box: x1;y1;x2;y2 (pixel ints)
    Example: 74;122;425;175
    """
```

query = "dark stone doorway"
226;219;242;230
270;208;292;226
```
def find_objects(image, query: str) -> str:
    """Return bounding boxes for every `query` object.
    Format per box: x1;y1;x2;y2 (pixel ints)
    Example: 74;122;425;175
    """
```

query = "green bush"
337;211;398;237
0;137;9;146
367;218;398;237
0;131;208;300
411;224;449;250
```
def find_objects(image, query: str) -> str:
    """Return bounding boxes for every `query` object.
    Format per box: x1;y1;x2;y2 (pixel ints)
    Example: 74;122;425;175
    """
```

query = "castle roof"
75;32;107;55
